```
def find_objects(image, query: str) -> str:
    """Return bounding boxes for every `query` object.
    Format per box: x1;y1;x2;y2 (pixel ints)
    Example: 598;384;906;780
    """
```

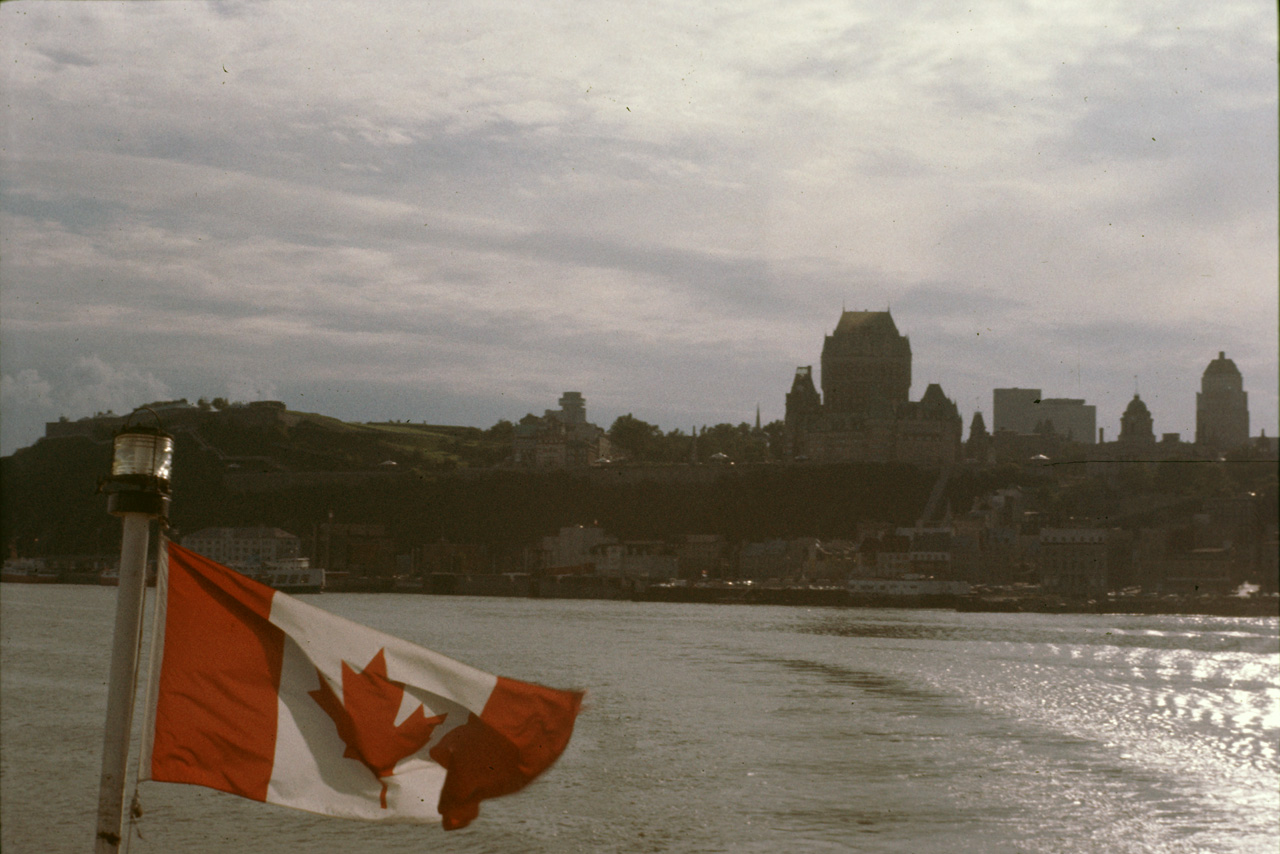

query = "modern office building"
993;388;1096;444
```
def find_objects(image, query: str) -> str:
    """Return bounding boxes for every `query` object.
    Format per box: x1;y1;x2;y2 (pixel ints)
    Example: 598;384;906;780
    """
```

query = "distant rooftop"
832;310;901;337
1203;352;1241;377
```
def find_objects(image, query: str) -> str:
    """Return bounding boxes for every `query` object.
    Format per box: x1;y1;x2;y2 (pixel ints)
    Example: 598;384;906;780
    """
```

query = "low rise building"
540;525;614;572
1038;528;1107;596
416;541;489;575
738;539;818;581
1161;548;1236;595
513;392;609;467
317;522;397;579
676;534;728;579
182;527;301;567
592;541;677;581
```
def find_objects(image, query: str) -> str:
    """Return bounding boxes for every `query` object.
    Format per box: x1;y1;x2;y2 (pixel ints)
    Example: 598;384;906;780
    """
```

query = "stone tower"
1196;352;1249;449
965;411;992;461
557;391;587;425
820;311;911;417
784;366;822;458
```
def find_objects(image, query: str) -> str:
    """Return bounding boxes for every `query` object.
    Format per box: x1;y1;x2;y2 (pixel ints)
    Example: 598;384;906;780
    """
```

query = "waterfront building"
803;540;859;582
316;522;397;579
540;525;613;571
1038;528;1108;595
676;534;727;579
737;538;818;581
181;526;302;567
1160;548;1236;595
415;541;489;575
591;541;678;581
1195;352;1249;449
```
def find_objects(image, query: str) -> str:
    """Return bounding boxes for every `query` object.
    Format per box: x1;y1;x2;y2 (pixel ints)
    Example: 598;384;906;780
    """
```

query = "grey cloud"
210;0;254;20
37;47;97;68
0;369;54;409
1;1;1274;455
894;283;1027;320
1048;14;1276;169
0;186;125;233
0;357;172;454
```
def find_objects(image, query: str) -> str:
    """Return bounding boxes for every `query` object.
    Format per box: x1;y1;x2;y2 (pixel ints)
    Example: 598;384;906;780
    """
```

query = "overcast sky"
2;1;1276;456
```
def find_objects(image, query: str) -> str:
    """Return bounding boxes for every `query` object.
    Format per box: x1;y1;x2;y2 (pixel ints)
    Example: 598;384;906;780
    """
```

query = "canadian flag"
141;543;583;830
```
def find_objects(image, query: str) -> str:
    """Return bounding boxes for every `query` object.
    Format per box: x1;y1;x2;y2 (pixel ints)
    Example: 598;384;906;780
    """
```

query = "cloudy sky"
2;1;1276;456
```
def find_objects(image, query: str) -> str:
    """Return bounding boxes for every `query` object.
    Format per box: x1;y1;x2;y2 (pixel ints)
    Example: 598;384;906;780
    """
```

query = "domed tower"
1119;394;1155;445
1196;352;1249;449
820;311;911;417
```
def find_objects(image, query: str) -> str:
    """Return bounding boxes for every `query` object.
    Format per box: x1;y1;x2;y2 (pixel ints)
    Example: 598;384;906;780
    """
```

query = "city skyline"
14;319;1266;455
2;1;1276;456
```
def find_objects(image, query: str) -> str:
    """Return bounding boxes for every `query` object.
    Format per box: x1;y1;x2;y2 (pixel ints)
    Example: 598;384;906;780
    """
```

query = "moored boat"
249;558;324;593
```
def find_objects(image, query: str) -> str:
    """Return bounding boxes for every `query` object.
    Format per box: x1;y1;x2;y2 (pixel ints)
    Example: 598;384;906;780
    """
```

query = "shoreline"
636;585;1279;617
6;574;1275;618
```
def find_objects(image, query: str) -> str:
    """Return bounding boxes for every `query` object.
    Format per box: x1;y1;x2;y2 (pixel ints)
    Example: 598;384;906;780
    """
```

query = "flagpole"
95;413;173;854
94;512;153;854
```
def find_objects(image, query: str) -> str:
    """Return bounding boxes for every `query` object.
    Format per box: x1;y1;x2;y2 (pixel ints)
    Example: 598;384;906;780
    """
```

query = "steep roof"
918;383;960;418
789;366;819;395
1203;351;1242;377
833;310;900;336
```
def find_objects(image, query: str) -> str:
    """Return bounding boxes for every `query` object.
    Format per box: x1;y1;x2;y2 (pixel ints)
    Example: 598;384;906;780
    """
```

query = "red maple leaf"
309;648;447;808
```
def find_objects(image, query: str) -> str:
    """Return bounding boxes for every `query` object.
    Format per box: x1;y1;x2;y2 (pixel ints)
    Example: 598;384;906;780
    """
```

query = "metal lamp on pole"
95;410;172;854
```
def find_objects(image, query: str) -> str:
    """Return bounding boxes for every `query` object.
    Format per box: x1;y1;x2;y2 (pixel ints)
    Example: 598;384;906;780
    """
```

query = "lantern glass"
112;432;174;482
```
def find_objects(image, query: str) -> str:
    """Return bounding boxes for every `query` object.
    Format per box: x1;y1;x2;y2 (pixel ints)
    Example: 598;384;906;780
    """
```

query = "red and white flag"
141;542;583;830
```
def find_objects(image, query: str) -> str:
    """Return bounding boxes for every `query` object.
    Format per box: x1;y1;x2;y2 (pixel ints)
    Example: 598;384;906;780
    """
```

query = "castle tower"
784;366;821;458
969;410;989;442
965;411;992;462
1195;352;1249;448
820;311;911;417
785;367;821;418
557;391;586;425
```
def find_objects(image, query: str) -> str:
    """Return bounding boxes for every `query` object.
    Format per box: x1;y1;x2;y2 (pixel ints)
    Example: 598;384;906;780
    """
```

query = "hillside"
1;405;938;558
6;403;1271;568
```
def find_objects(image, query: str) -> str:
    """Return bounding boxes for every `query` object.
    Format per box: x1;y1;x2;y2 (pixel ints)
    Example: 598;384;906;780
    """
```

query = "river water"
2;585;1276;853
